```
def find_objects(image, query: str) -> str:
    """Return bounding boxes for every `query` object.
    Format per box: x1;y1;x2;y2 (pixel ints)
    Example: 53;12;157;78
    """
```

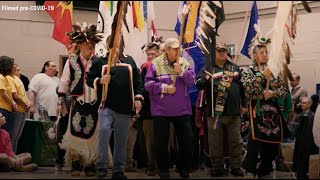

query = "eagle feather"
197;1;224;74
268;1;311;91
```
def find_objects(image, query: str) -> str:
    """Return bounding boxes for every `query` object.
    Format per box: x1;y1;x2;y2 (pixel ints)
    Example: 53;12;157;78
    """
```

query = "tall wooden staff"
172;2;190;87
102;1;128;102
233;2;253;64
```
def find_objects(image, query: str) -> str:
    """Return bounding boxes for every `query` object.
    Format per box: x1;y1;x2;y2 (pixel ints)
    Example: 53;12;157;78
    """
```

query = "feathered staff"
196;1;224;122
267;1;311;89
102;1;130;103
197;1;223;75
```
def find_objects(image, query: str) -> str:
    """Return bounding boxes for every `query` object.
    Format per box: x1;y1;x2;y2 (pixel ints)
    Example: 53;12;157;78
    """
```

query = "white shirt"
29;73;59;117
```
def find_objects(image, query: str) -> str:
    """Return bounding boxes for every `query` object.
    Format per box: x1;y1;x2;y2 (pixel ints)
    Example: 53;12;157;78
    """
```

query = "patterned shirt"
241;61;288;101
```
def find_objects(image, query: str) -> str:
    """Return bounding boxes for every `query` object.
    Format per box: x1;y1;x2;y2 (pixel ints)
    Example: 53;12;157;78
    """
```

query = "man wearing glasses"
196;42;246;177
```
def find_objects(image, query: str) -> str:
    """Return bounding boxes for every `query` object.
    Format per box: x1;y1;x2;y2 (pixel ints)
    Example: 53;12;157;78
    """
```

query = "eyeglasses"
217;49;227;53
147;53;157;57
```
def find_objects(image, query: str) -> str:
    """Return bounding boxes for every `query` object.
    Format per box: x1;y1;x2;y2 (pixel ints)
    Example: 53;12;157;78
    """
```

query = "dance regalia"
241;62;289;143
58;54;100;168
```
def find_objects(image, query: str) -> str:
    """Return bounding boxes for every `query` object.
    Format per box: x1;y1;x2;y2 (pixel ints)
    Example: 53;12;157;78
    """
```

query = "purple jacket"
144;54;195;116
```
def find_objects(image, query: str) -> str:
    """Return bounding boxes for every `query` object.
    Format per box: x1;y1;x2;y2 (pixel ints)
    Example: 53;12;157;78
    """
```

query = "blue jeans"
96;108;130;173
9;112;26;153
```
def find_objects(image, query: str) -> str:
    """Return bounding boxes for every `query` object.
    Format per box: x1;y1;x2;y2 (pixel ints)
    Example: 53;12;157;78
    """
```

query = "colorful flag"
105;1;114;16
144;1;157;37
175;1;204;105
240;1;259;59
44;1;73;50
95;1;118;57
132;1;144;32
175;1;204;76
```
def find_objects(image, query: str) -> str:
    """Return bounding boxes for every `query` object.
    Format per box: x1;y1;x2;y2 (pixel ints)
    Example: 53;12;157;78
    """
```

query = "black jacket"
292;111;319;173
140;63;151;119
86;55;144;114
196;60;246;117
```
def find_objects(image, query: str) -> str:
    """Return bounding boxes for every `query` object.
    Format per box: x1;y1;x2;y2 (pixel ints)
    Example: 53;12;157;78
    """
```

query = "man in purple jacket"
144;38;195;179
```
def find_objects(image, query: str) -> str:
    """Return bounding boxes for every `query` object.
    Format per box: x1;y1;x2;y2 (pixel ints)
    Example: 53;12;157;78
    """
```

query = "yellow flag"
184;1;200;43
133;1;144;32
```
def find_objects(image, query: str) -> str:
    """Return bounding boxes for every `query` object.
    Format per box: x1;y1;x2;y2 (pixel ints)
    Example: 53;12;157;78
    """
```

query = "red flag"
44;1;73;50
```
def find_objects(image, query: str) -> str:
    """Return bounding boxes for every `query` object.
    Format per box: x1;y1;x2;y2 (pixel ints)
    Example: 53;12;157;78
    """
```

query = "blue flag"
174;1;205;105
240;1;259;59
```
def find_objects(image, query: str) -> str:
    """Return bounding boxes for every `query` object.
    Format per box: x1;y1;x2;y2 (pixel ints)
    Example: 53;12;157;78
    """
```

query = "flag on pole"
215;1;225;34
45;1;73;51
175;1;204;76
174;1;204;105
105;1;114;16
95;1;118;57
240;1;259;59
144;1;157;37
132;1;144;32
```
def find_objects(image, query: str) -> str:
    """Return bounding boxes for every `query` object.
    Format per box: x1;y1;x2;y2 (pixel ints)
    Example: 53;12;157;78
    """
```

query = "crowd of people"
0;20;319;180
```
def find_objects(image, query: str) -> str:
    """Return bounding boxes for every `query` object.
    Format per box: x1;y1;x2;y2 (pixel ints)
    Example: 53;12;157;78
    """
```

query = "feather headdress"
248;24;272;60
141;36;164;52
267;1;311;84
66;22;104;44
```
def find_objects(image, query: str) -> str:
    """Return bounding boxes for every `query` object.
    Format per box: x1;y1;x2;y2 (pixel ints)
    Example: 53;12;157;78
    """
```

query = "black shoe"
147;169;155;176
159;172;170;179
276;162;291;172
210;169;223;177
97;168;107;178
111;172;127;179
257;172;270;178
84;164;96;176
175;167;179;173
71;160;82;170
71;160;82;176
223;168;230;175
230;168;244;177
179;169;190;179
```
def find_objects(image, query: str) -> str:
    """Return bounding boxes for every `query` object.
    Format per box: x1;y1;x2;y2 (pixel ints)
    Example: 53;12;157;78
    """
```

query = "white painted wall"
1;1;320;95
219;1;320;95
0;1;98;79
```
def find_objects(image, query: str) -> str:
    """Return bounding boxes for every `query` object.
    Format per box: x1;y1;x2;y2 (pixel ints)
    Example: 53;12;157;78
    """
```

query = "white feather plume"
268;2;292;77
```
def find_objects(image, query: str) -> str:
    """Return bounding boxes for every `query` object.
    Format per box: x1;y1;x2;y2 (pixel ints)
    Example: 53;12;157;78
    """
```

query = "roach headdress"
141;36;164;52
66;22;104;44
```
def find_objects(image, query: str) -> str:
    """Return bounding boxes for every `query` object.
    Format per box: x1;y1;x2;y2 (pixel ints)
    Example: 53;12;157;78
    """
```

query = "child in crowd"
0;112;38;172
